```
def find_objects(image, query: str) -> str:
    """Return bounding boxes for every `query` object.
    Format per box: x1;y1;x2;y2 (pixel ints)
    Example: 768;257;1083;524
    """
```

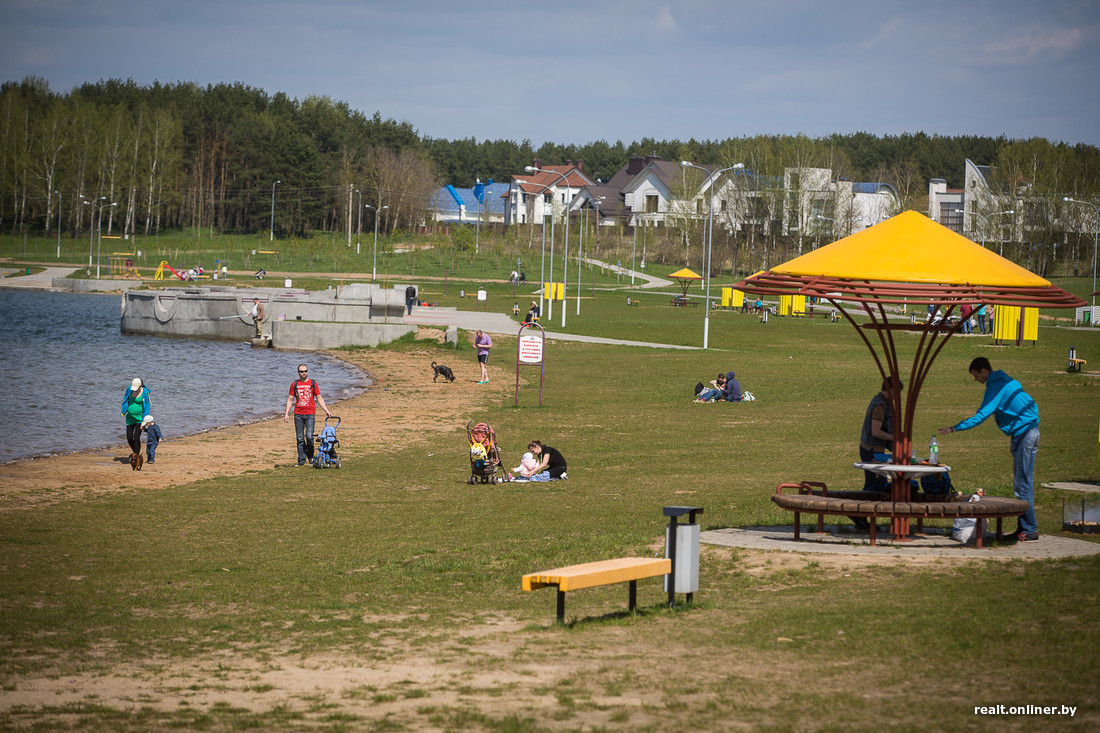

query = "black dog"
431;361;455;382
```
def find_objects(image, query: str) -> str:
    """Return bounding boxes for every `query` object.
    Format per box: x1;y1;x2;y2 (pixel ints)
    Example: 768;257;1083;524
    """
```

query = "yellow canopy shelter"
735;211;1085;539
668;267;702;297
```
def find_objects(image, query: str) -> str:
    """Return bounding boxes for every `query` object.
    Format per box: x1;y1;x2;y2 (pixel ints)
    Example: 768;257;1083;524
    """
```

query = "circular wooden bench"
772;483;1030;547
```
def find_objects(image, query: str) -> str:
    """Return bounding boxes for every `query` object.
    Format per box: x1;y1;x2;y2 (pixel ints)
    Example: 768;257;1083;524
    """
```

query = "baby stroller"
466;419;503;484
311;416;341;469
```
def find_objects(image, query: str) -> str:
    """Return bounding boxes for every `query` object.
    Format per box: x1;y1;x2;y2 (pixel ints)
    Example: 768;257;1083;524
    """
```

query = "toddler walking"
141;415;163;464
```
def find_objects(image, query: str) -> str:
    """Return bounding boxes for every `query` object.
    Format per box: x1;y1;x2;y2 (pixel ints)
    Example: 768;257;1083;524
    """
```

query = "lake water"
0;289;369;462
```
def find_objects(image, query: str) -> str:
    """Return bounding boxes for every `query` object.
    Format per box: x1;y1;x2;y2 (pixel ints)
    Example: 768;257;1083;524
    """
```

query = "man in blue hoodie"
939;357;1040;542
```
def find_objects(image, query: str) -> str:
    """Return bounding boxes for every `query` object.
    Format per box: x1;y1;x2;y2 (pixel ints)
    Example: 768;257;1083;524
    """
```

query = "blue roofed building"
429;181;510;225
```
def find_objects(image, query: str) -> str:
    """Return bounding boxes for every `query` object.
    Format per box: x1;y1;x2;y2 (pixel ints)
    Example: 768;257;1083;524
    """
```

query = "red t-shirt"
289;379;319;415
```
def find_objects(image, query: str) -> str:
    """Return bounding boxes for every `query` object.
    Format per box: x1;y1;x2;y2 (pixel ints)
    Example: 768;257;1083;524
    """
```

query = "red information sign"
518;334;543;363
514;322;545;407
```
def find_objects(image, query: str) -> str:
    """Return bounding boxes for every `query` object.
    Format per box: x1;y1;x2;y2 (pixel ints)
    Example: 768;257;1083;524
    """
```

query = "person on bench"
851;376;900;531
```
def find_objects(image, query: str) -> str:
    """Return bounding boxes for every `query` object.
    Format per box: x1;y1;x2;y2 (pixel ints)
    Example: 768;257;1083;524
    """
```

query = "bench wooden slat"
522;557;670;592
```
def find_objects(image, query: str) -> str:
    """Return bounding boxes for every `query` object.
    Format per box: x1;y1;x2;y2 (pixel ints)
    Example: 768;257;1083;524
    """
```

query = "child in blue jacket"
141;415;164;463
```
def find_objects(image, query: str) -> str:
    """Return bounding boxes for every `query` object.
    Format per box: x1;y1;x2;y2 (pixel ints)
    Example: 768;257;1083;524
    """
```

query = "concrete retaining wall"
53;278;134;292
120;283;411;344
271;320;417;350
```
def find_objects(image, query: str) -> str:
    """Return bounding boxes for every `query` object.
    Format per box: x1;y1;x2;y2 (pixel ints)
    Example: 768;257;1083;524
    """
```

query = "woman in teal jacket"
122;378;151;467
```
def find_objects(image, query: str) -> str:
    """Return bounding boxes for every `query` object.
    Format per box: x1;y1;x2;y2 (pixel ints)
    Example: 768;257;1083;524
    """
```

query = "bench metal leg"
556;589;566;622
628;580;637;612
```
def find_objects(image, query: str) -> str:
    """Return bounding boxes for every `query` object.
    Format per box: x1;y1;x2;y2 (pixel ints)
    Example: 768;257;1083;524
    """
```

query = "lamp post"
516;179;554;320
355;189;363;254
93;200;117;279
576;196;604;314
369;204;388;281
82;195;105;268
55;190;61;259
681;160;744;349
1064;197;1099;309
526;166;572;328
269;180;281;241
955;208;1014;254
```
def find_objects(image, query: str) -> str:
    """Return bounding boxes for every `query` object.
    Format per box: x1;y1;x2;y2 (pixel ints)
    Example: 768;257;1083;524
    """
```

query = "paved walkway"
0;266;77;290
702;525;1100;560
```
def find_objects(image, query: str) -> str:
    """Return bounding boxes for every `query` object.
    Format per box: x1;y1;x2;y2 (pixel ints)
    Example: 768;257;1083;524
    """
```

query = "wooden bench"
626;297;640;306
772;482;1029;548
1069;358;1087;372
670;297;698;307
522;557;671;622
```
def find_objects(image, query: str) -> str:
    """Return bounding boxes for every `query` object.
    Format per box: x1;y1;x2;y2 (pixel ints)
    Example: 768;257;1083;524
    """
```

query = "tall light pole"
82;195;105;268
955;208;1014;254
526;166;572;328
475;178;483;255
515;179;554;320
269;180;281;241
1064;197;1099;310
576;196;604;314
369;204;388;281
681;160;743;349
355;189;363;254
94;201;117;279
55;190;61;259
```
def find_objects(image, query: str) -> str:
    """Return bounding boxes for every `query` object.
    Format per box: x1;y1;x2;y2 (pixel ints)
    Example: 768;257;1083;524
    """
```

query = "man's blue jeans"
1010;426;1040;534
294;413;315;465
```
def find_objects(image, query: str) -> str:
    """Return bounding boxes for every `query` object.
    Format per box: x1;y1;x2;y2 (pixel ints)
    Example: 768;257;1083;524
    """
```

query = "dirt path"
0;333;501;511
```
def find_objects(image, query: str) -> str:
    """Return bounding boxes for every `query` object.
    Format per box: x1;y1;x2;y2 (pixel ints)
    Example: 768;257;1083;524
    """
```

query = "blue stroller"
311;416;341;469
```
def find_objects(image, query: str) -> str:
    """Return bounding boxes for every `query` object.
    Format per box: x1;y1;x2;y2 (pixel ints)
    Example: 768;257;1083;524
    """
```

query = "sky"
2;0;1098;147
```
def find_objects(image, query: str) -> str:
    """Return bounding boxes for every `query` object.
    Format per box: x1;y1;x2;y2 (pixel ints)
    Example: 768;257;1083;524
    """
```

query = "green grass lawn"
2;235;1100;730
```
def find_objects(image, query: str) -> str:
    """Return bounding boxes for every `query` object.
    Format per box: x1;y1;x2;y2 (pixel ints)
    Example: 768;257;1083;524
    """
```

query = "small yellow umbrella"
668;267;703;297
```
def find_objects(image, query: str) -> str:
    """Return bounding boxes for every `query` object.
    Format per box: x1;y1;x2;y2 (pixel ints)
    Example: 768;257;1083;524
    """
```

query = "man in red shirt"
283;363;333;466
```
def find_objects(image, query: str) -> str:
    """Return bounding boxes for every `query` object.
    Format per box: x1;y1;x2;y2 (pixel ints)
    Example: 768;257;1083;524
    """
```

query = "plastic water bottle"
929;435;939;464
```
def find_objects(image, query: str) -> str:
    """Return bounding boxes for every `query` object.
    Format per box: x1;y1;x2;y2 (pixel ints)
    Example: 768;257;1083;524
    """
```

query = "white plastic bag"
952;493;981;543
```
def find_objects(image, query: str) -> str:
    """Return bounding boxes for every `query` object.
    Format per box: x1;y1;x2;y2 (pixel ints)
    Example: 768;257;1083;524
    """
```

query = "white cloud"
976;26;1087;65
654;4;676;33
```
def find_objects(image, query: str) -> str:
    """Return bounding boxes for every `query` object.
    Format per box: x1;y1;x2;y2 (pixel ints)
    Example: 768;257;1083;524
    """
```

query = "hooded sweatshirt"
723;371;743;402
952;370;1038;437
122;385;152;426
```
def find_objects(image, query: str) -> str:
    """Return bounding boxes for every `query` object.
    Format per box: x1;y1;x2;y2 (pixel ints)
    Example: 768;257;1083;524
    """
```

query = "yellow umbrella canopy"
668;267;703;297
741;211;1082;309
734;211;1085;522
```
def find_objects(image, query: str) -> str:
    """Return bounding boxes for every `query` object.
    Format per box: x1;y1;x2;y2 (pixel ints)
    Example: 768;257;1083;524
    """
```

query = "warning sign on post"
518;334;544;363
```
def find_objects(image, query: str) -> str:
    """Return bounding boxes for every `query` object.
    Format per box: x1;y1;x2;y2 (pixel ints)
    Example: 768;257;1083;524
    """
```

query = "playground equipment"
108;253;141;279
154;261;185;280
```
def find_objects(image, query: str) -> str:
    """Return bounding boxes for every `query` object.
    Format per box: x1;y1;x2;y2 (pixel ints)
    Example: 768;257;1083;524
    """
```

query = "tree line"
3;76;1098;246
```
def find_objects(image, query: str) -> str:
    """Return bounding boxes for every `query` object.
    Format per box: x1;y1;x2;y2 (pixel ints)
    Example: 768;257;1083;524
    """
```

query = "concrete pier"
120;283;416;349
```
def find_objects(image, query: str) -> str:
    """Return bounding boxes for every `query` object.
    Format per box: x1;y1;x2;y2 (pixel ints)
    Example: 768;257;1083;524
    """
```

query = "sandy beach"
0;331;502;511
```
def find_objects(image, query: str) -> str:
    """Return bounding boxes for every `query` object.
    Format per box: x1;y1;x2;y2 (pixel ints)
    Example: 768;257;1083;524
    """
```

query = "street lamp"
515;179;554;320
55;190;61;259
81;195;105;268
526;166;572;328
355;189;363;254
90;200;117;279
576;196;605;314
681;160;744;349
270;180;281;241
955;208;1014;254
367;203;388;281
1064;197;1099;310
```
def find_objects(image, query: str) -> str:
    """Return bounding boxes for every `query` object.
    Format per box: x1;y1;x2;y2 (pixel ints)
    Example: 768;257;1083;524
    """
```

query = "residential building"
505;161;594;226
429;181;510;225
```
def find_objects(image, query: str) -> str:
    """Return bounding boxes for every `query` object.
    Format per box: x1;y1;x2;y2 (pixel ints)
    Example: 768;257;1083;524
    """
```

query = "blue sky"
2;0;1098;146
